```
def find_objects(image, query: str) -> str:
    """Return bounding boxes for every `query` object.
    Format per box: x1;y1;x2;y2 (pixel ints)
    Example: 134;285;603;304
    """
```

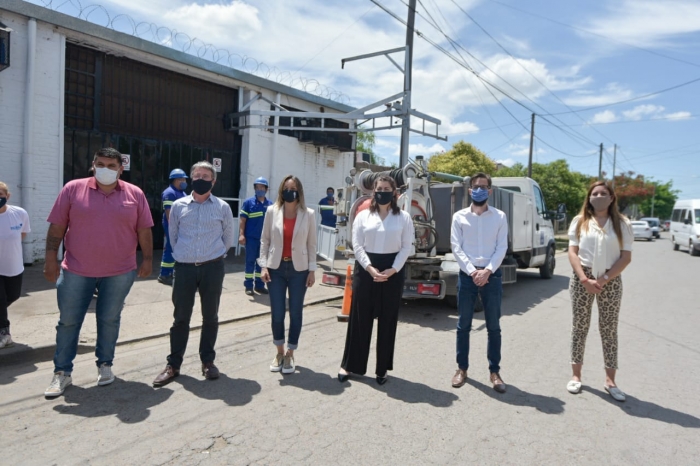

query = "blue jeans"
268;261;308;350
53;268;136;374
456;269;502;373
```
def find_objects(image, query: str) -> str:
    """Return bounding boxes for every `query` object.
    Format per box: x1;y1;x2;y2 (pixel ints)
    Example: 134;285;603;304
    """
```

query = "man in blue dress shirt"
239;177;272;296
158;169;188;285
153;161;235;386
318;187;337;228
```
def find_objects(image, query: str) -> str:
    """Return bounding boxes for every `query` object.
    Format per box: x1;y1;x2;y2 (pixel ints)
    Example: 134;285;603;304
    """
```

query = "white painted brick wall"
0;12;63;262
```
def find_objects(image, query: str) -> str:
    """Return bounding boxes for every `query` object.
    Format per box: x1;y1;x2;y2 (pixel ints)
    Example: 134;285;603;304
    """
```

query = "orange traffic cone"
337;264;353;322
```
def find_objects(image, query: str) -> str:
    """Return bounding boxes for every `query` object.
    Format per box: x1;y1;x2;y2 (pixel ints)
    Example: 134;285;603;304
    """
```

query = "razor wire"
38;0;350;104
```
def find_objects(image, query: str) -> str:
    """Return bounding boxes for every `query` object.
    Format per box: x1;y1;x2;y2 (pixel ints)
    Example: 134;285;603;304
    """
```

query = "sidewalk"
0;251;345;364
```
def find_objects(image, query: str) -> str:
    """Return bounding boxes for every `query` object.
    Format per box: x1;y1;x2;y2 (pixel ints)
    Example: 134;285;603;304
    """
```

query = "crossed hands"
367;266;397;282
471;269;492;287
582;277;604;294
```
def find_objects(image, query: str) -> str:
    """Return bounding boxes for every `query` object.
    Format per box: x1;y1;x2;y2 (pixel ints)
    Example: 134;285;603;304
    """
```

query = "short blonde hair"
0;181;9;195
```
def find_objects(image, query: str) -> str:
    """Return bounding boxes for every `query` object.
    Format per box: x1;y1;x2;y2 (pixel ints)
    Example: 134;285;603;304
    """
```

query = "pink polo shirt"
47;177;154;277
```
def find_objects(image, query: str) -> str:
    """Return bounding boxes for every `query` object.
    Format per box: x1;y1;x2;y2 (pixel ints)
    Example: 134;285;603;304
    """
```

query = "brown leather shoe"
153;365;179;387
202;362;220;380
490;372;507;393
452;369;467;388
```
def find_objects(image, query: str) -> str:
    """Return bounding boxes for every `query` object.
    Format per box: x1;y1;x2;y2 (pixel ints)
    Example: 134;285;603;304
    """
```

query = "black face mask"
374;191;393;206
191;179;213;195
282;189;298;203
0;198;6;209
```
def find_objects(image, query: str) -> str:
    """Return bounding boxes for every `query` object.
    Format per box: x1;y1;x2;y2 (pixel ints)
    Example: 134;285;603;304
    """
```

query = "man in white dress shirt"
450;172;509;392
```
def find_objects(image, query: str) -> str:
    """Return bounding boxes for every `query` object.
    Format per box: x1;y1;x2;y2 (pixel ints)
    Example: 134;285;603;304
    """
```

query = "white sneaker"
270;353;284;372
97;363;115;386
282;354;295;374
0;333;13;349
45;372;72;397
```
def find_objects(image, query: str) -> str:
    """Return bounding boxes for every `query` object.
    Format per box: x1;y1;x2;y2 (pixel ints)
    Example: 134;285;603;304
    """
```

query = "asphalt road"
1;233;698;465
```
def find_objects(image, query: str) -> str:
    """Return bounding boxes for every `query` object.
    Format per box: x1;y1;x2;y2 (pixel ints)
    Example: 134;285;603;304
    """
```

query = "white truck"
320;158;561;313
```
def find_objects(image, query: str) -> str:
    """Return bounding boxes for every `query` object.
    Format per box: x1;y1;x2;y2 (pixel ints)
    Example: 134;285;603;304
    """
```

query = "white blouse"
352;209;415;272
568;215;634;278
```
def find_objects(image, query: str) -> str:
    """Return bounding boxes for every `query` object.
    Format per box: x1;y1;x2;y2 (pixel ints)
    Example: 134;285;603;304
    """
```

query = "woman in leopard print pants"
567;181;633;401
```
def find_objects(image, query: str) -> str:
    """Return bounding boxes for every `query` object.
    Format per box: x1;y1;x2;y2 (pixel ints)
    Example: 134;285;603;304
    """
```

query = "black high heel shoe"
338;371;350;382
376;374;388;385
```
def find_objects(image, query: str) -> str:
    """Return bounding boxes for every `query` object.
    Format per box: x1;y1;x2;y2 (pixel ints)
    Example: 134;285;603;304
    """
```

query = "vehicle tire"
673;237;679;251
648;237;653;242
539;246;555;279
690;240;700;256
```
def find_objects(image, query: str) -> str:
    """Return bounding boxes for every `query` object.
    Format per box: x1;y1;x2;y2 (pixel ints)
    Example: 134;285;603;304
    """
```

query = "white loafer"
567;380;582;394
605;385;626;402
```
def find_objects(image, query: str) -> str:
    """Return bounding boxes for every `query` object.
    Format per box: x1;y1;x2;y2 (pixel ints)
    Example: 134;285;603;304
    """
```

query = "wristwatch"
603;274;610;281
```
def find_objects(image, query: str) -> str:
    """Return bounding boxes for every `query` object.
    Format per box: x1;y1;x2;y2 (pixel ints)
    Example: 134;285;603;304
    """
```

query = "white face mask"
94;166;119;185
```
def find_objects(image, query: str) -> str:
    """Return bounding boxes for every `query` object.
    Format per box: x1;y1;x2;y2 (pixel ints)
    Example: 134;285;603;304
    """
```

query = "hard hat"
169;168;188;179
254;177;269;187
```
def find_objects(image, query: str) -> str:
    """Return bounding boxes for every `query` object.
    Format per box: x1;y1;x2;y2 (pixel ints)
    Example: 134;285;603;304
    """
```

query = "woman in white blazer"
259;175;317;375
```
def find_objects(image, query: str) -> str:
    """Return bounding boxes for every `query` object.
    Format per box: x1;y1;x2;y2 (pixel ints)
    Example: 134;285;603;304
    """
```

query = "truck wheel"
539;246;555;279
673;237;679;251
691;240;700;256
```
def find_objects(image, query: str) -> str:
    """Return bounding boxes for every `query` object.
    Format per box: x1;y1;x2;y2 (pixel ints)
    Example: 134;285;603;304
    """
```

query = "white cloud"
585;0;700;48
495;158;516;167
589;110;618;124
409;143;447;158
163;1;262;42
622;104;664;120
564;83;633;107
664;111;692;120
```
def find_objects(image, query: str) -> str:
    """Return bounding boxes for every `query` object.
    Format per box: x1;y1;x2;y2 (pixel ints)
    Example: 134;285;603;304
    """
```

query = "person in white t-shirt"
567;180;633;401
338;175;414;385
0;181;31;349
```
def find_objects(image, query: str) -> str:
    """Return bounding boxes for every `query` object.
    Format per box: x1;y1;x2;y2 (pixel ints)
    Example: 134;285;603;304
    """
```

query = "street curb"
0;294;344;367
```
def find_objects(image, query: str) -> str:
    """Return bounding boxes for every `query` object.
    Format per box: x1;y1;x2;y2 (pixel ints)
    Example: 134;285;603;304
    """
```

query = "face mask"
374;191;393;206
327;193;334;199
590;195;611;212
178;182;187;191
471;187;489;203
191;179;213;195
255;189;267;198
94;166;119;185
282;190;298;203
0;198;6;209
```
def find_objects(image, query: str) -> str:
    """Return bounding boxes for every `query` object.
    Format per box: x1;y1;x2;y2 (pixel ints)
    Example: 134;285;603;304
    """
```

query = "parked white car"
631;221;654;241
639;217;661;238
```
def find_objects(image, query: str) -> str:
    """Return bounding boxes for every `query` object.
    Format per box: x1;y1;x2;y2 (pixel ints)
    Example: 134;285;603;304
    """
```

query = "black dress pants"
167;259;225;368
341;252;404;376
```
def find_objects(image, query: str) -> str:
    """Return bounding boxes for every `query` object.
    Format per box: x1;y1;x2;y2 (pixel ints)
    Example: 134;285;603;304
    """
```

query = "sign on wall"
213;158;222;172
122;154;131;171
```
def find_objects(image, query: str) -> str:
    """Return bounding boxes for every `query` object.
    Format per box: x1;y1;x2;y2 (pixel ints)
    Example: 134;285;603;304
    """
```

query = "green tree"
356;131;385;166
611;171;654;212
639;180;679;220
494;159;589;216
427;141;496;176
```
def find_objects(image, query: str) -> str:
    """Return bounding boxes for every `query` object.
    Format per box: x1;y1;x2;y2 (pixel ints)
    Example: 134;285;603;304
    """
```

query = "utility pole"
651;183;656;217
612;144;617;189
527;113;535;178
399;0;416;168
598;143;604;180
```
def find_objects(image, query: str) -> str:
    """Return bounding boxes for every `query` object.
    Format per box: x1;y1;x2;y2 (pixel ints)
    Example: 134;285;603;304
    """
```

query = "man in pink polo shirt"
43;148;154;398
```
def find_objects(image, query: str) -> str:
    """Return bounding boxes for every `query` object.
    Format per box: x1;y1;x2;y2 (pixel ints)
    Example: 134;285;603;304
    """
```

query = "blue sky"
31;0;700;199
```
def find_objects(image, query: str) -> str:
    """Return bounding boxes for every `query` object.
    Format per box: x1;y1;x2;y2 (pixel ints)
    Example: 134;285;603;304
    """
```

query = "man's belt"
180;255;224;266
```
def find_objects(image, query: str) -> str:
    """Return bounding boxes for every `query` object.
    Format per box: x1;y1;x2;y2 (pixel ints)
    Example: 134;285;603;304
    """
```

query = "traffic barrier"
337;264;352;322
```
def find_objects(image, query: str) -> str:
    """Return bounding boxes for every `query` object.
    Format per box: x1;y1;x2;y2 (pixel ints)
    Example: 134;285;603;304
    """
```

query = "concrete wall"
0;11;64;263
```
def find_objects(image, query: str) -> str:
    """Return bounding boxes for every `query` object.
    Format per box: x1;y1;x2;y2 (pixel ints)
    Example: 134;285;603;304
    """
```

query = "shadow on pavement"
278;366;346;395
466;379;566;415
0;354;37;385
174;374;261;406
398;302;457;332
587;387;700;428
353;375;459;407
52;379;173;423
500;272;570;318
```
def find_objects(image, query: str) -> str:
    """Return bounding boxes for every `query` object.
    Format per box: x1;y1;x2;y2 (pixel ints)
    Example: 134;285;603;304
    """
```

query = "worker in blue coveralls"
318;187;337;228
239;177;272;296
157;169;188;286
